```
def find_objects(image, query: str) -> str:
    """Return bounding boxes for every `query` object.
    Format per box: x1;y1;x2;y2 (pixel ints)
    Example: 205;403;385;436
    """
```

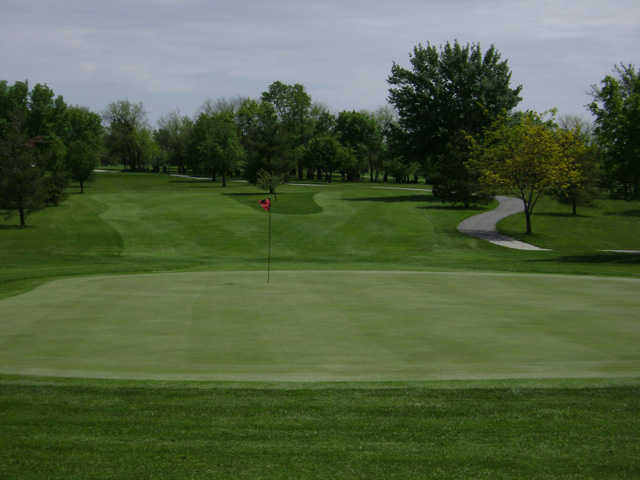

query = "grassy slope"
1;173;639;299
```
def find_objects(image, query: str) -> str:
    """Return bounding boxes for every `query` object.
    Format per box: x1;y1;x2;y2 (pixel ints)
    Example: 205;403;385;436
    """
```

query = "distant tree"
156;110;193;174
552;122;599;215
467;111;581;234
62;106;103;193
303;134;344;182
237;98;293;184
198;96;249;116
256;168;284;197
191;111;244;186
0;80;68;226
335;110;381;181
261;81;312;179
589;63;640;199
388;40;522;202
0;112;47;227
102;100;150;170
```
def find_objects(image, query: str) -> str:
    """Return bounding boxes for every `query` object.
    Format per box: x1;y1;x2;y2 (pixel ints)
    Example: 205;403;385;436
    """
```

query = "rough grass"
1;375;639;480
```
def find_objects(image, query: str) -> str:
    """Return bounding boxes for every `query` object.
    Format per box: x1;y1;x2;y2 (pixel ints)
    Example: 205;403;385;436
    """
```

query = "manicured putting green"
1;271;638;381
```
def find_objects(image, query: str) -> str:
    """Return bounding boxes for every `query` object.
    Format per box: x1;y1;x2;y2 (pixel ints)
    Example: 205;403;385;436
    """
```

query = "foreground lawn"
1;270;639;380
1;376;639;479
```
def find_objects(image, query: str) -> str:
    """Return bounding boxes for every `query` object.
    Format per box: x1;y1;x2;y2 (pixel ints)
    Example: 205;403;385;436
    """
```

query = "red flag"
259;198;271;211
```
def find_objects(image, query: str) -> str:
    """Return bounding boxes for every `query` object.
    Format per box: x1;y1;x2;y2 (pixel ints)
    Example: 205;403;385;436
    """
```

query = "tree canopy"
102;100;152;170
467;111;591;234
589;63;640;199
0;80;68;226
388;40;522;204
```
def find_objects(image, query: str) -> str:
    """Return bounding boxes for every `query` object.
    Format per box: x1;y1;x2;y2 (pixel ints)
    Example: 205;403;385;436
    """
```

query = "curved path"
457;196;550;251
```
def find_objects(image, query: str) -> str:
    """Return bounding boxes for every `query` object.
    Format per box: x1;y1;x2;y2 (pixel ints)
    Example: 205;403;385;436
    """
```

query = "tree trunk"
80;180;84;193
19;206;26;228
222;172;226;187
572;198;577;215
524;208;532;234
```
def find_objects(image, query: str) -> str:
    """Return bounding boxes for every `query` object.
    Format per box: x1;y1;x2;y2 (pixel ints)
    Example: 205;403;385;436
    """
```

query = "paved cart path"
457;196;550;251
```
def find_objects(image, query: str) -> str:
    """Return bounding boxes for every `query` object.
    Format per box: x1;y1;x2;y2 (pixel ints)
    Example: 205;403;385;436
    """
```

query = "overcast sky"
2;0;639;126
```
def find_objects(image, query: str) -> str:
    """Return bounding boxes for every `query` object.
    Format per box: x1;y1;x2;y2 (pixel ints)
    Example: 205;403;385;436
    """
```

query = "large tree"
155;110;193;174
237;98;293;184
261;81;312;179
335;110;382;182
62;106;104;193
0;80;68;226
388;40;522;204
589;63;640;199
102;100;151;170
552;119;599;215
191;111;244;186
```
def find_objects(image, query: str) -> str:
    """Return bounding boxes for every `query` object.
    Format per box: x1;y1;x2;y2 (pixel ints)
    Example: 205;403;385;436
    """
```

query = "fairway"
2;270;638;380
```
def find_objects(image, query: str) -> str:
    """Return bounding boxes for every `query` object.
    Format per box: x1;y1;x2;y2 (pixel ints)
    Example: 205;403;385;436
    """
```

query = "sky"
2;0;639;126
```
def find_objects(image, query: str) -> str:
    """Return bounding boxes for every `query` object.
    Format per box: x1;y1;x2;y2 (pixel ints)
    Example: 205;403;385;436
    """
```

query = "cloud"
2;0;638;124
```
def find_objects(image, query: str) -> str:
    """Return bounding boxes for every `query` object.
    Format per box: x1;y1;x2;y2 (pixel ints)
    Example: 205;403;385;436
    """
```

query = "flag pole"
267;198;271;283
259;196;272;284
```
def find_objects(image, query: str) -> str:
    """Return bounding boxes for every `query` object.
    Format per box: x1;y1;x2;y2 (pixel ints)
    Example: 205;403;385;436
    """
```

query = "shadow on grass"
224;193;271;197
419;205;485;211
344;194;435;203
605;210;640;217
0;224;30;230
169;179;213;184
536;212;591;218
530;253;640;265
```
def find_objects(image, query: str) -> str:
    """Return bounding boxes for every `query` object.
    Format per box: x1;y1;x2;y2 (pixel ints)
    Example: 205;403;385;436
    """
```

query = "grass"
1;270;639;380
498;196;640;252
1;173;639;300
1;375;639;479
1;172;640;478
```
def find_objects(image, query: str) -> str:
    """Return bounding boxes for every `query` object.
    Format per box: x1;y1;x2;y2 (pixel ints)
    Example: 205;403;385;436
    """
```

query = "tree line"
2;40;639;231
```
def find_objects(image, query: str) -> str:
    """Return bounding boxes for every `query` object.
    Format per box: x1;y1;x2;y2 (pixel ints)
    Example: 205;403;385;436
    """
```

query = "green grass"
498;196;640;252
1;271;639;380
1;375;639;479
1;173;639;300
2;172;640;478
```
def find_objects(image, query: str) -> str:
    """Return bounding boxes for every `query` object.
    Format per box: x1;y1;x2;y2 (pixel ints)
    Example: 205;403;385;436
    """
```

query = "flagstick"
267;199;272;284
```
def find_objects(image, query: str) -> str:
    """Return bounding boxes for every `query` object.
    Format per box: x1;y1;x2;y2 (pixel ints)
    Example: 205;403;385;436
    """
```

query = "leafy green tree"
261;81;312;179
0;113;47;227
256;168;284;196
552;122;599;215
237;99;293;184
589;63;640;199
0;80;68;226
467;111;577;234
191;111;245;186
303;134;344;182
155;110;193;174
335;110;381;181
62;106;103;193
102;100;150;170
388;40;522;202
